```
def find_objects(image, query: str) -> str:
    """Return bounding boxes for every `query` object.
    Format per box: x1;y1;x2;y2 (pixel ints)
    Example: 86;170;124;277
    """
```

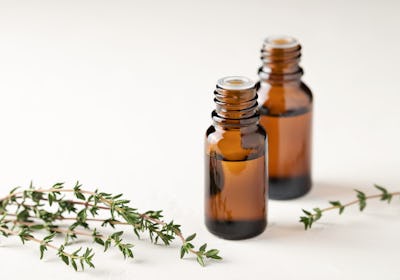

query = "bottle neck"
212;84;259;128
258;36;303;84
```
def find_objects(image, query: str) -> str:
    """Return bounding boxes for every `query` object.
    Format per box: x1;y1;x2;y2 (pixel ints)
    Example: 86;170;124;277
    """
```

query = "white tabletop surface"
0;0;400;279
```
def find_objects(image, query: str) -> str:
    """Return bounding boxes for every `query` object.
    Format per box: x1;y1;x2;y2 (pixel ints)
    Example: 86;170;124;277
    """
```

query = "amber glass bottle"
257;36;313;200
205;76;267;240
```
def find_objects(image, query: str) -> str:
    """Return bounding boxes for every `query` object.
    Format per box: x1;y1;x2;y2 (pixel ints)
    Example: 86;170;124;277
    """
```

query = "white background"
0;0;400;279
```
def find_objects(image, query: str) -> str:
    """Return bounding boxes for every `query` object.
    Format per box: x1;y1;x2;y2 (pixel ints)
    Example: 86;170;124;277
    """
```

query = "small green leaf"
104;241;111;251
180;246;186;259
48;193;54;206
355;189;367;211
9;186;21;194
39;244;47;259
71;259;78;271
94;237;104;246
209;254;222;260
75;192;86;201
205;249;219;258
196;255;205;266
313;208;322;221
61;255;69;265
52;182;64;189
85;259;95;268
16;209;30;222
72;247;82;256
199;243;207;252
185;233;196;242
30;224;45;230
133;229;140;239
374;184;387;194
299;216;311;230
329;201;341;207
44;232;57;242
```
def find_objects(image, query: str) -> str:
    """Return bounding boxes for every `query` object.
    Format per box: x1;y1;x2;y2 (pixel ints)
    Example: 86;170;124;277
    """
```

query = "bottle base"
269;175;311;200
205;218;267;240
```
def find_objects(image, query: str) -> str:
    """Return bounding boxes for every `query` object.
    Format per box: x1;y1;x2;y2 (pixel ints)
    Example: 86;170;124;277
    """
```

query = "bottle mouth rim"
264;35;299;49
217;76;255;91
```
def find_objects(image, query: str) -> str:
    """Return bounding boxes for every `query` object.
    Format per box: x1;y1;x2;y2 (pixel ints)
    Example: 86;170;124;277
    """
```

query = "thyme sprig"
0;182;221;270
300;184;400;230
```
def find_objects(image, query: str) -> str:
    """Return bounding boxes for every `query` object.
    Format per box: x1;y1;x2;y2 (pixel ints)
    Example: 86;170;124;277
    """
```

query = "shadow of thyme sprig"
300;184;400;230
0;182;222;270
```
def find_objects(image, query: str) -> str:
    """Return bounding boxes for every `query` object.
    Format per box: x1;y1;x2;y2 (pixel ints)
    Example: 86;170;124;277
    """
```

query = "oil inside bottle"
259;107;312;199
205;154;266;240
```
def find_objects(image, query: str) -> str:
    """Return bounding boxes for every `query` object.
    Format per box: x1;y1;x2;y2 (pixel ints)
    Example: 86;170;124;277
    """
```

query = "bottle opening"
264;35;299;49
217;76;255;90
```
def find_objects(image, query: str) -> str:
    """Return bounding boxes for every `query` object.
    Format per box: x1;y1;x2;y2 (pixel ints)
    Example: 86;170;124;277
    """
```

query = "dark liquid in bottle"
260;108;312;200
205;155;267;240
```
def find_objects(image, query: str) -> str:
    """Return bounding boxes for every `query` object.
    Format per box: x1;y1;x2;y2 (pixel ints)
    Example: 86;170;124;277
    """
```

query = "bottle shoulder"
205;125;266;161
256;80;313;116
299;81;313;101
206;124;267;141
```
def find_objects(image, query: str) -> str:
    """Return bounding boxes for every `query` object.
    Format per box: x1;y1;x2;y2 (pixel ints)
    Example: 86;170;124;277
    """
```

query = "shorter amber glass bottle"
205;76;267;240
257;36;313;200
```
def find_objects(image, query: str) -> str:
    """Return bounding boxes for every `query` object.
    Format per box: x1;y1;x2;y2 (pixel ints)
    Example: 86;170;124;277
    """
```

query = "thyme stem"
0;182;221;269
300;185;400;230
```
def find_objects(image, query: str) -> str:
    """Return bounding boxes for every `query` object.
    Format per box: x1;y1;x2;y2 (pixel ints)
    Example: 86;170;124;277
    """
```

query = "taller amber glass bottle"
257;36;313;200
205;76;267;240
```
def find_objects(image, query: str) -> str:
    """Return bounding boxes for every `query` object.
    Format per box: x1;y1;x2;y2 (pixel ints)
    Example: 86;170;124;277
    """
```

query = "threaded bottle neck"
212;76;259;128
258;35;303;83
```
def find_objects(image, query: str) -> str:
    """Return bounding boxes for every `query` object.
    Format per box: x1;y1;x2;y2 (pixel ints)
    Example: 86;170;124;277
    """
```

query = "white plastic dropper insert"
263;35;299;49
217;76;255;91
